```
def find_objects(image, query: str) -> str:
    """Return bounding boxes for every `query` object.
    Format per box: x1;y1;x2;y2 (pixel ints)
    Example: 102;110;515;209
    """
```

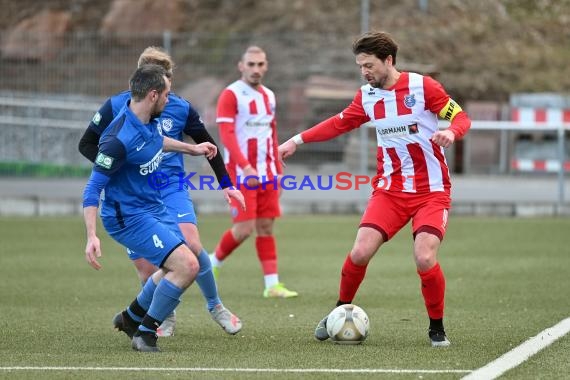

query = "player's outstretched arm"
184;127;231;187
163;136;217;159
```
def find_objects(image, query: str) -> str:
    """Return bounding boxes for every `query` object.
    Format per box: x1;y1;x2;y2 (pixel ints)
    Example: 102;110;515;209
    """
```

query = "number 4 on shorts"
153;234;164;249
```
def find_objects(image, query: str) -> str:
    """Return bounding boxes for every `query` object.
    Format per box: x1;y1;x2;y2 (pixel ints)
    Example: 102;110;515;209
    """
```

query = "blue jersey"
92;101;165;219
89;91;205;177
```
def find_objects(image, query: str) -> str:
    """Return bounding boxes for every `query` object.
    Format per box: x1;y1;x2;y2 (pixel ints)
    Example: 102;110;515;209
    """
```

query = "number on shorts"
152;234;164;249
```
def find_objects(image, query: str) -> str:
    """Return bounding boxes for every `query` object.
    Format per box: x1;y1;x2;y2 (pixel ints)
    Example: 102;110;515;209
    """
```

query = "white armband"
291;134;304;145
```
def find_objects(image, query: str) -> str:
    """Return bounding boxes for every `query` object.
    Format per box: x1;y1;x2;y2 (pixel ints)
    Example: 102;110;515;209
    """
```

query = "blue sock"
144;278;183;325
196;249;221;311
127;277;157;322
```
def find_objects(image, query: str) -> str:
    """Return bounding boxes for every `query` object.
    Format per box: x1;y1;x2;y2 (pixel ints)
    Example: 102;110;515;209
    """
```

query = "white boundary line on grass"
0;367;471;374
462;317;570;380
4;318;568;377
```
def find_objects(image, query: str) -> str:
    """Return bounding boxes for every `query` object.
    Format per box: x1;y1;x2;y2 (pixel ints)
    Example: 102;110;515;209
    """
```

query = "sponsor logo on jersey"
95;152;114;169
139;150;163;175
404;94;416;108
407;123;419;134
92;112;102;125
245;121;271;127
377;123;419;138
161;118;174;132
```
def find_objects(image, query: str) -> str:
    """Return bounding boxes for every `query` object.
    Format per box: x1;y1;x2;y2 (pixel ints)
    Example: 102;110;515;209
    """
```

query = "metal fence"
1;31;569;180
0;31;360;151
0;91;100;165
0;30;461;173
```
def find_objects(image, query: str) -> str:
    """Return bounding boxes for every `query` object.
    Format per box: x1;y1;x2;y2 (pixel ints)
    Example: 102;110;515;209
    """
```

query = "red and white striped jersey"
217;80;280;184
301;72;470;194
364;72;452;193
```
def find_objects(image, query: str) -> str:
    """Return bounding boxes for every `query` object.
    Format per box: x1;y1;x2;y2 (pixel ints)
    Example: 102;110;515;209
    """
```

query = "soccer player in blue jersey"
83;64;220;352
79;47;244;337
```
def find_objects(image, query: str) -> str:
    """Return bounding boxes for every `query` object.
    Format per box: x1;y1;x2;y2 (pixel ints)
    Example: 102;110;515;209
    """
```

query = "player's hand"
243;165;259;188
189;142;217;159
223;187;246;210
85;236;102;270
278;139;297;167
431;130;455;148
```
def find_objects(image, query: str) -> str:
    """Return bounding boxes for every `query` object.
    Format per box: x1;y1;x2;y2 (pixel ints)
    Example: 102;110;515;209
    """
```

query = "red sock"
214;229;241;261
338;254;367;303
256;236;277;275
418;262;446;319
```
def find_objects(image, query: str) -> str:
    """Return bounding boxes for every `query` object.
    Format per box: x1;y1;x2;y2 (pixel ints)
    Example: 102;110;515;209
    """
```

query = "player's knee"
256;225;273;236
234;227;253;241
414;233;439;265
255;219;274;235
414;251;436;271
350;246;373;265
187;254;200;276
170;246;200;287
133;259;158;282
180;256;200;287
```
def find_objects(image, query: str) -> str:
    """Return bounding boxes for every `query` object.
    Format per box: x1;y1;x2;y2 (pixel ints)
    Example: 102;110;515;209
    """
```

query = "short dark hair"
352;31;398;65
129;64;167;101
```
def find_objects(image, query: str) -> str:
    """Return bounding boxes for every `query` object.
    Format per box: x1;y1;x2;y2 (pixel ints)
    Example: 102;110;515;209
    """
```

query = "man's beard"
151;104;163;119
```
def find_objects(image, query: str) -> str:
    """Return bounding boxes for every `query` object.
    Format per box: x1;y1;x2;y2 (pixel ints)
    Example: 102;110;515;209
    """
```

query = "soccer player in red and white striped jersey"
209;46;298;298
279;31;471;346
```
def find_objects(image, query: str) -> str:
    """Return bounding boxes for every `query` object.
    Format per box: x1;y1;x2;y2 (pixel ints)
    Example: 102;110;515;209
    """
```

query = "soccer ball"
326;304;370;344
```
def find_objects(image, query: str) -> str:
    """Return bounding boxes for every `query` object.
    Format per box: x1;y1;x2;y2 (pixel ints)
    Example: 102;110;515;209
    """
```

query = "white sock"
209;253;222;267
264;274;279;289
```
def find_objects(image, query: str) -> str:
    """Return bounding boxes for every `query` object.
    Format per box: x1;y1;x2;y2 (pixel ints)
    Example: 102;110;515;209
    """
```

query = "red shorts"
360;189;451;241
230;181;281;223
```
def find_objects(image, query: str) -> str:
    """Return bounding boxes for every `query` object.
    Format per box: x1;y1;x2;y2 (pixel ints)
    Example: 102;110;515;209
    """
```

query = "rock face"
177;77;226;126
1;1;569;101
1;10;71;61
99;0;186;36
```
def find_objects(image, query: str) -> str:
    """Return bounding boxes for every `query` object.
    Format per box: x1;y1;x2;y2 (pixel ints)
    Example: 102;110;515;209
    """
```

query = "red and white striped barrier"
511;159;570;172
511;107;570;124
510;107;570;172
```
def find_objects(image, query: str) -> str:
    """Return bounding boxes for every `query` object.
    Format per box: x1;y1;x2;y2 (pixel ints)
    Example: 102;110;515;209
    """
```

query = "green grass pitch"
1;215;569;379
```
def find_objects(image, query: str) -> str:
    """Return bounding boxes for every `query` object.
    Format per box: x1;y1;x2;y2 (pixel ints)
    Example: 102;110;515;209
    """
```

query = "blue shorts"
102;206;185;267
161;183;197;225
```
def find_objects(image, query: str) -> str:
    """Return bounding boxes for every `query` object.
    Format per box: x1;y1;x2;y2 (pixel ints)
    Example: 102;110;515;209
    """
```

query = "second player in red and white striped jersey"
211;46;297;299
217;79;281;184
299;71;470;194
